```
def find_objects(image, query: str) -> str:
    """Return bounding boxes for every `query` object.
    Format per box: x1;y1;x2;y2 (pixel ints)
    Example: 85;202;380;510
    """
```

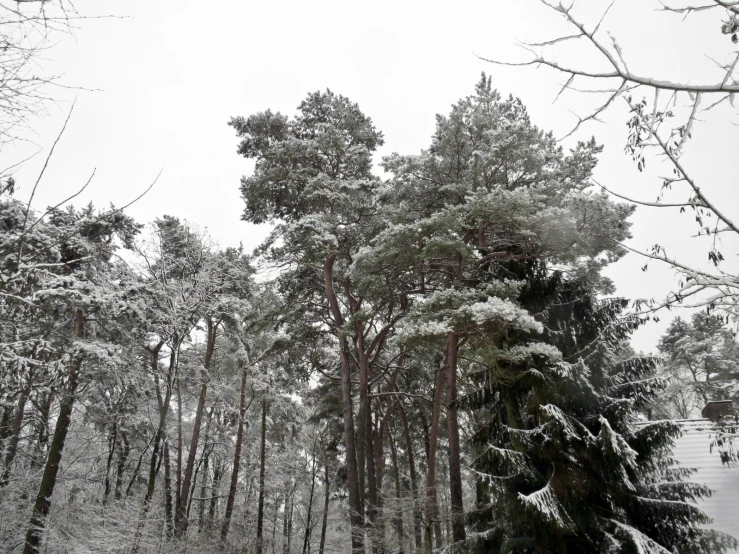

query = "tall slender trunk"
302;453;318;554
131;341;170;554
23;308;84;554
177;319;217;536
163;439;175;536
115;430;129;500
282;483;291;554
0;385;29;486
398;402;422;552
425;353;446;553
357;344;378;548
198;407;214;532
175;375;183;522
389;430;405;554
208;456;222;521
103;421;118;503
323;255;363;553
221;360;249;541
319;458;330;554
272;492;281;554
0;404;11;453
31;392;53;470
256;397;268;554
445;333;465;544
286;484;295;554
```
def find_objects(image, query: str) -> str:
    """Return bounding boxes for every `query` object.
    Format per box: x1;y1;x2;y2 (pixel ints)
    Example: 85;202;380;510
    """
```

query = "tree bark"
197;407;214;532
163;438;175;537
445;332;466;544
115;430;129;500
398;402;423;552
323;255;364;553
389;430;405;554
425;352;447;553
302;452;318;554
256;397;268;554
319;457;330;554
221;360;249;541
176;318;217;536
23;308;84;554
0;385;29;486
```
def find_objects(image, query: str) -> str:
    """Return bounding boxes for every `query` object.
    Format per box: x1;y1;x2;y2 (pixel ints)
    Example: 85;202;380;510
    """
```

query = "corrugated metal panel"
639;418;739;552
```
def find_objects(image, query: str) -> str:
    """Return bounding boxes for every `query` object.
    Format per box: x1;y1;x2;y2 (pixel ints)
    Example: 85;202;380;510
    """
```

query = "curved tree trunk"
23;308;84;554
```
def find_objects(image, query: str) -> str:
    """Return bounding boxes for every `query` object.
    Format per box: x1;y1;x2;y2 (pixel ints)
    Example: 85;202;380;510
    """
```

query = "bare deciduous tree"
482;0;739;319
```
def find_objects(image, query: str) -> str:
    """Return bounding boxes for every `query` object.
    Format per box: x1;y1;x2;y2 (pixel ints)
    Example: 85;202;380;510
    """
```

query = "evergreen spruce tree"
461;266;738;553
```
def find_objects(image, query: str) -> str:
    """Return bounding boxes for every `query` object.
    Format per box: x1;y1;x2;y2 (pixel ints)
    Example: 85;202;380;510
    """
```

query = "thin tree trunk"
389;430;405;554
175;375;183;522
31;392;53;471
272;492;281;554
164;439;175;537
282;483;291;554
0;385;29;486
115;430;129;500
208;457;222;521
324;255;364;553
425;353;446;553
445;332;465;544
103;421;118;503
176;319;217;536
0;404;11;454
221;359;250;541
197;407;214;532
302;453;318;554
287;484;295;554
319;458;330;554
256;397;268;554
23;308;84;554
398;402;422;552
130;341;170;554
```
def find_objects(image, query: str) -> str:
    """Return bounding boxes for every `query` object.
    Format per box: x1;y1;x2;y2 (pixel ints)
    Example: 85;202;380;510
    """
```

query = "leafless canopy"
482;0;739;319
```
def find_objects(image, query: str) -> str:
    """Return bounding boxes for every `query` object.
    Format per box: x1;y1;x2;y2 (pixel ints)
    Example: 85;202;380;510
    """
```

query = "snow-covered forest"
1;1;738;553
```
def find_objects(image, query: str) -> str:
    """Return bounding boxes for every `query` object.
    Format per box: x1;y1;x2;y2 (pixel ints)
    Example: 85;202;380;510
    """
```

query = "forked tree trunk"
323;255;364;553
256;397;268;554
23;308;84;554
445;332;466;543
221;360;250;541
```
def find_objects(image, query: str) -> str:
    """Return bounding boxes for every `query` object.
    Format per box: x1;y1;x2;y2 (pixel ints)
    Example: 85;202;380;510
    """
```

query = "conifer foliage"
0;76;735;554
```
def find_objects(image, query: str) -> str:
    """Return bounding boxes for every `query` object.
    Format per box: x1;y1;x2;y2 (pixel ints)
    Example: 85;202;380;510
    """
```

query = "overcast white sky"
4;0;738;352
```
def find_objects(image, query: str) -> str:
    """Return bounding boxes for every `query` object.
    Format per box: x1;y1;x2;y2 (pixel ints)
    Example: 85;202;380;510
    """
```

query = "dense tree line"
1;75;736;554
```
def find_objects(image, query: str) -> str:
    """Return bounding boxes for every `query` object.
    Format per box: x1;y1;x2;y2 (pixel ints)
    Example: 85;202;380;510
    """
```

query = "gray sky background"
5;0;738;352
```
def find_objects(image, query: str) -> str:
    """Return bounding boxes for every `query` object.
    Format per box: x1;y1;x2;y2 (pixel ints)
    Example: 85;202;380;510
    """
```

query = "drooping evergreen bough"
461;264;737;554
